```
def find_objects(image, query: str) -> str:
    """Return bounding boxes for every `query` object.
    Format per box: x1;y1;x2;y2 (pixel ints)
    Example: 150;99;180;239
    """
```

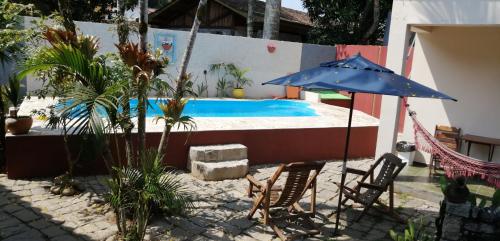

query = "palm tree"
137;0;149;158
57;0;76;34
263;0;281;39
157;0;207;160
116;0;129;45
138;0;148;52
247;0;255;37
116;0;134;166
19;41;122;184
361;0;381;43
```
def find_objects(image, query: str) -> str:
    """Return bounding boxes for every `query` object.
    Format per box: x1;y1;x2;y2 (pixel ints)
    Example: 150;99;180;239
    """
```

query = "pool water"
130;99;318;117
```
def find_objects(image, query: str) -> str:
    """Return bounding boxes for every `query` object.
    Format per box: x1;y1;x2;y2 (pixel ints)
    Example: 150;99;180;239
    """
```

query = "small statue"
445;176;470;204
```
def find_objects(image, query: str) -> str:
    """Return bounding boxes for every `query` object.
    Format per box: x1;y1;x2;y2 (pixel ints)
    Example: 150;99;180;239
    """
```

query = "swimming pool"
131;99;318;117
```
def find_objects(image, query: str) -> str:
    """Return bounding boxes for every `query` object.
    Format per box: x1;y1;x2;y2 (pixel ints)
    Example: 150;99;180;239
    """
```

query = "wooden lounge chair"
429;125;461;175
335;153;406;221
246;161;326;241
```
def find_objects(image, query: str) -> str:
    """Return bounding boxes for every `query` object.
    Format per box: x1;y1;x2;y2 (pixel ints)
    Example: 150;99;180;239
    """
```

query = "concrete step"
189;144;247;164
190;159;249;181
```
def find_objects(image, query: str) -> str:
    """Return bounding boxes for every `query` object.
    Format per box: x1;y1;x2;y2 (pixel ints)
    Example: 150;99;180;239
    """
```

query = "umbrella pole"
334;92;356;235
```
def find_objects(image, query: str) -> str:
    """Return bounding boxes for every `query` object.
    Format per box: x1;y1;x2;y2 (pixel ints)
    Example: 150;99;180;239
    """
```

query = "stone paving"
0;159;440;241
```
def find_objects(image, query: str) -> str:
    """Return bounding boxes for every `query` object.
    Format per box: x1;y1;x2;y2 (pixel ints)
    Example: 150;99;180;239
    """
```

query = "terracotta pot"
232;88;245;99
6;116;33;135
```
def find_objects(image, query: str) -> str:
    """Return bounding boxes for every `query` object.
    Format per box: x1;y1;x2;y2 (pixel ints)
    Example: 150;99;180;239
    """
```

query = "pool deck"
17;97;379;135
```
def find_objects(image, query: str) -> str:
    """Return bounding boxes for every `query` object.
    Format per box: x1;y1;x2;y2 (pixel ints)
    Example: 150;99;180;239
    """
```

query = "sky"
281;0;306;12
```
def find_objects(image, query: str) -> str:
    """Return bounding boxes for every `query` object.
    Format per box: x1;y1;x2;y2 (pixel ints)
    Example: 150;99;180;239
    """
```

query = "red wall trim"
6;126;378;179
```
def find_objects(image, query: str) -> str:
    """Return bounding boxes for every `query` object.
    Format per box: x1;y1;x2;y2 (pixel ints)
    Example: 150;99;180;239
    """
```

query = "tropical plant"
155;99;196;155
226;63;252;89
216;78;230;97
263;0;281;39
150;0;206;163
195;82;208;97
389;218;433;241
19;35;122;194
3;76;23;110
106;149;193;240
116;42;168;160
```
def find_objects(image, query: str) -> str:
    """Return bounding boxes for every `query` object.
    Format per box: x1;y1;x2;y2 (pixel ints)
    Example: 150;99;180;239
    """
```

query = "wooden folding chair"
429;125;461;175
246;161;326;241
335;153;406;221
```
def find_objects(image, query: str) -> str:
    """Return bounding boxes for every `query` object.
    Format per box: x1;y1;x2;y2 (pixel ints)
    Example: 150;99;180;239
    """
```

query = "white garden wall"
22;17;336;98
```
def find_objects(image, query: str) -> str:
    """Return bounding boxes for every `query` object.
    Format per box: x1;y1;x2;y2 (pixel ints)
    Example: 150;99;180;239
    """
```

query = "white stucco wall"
401;27;500;164
23;17;336;98
378;0;500;163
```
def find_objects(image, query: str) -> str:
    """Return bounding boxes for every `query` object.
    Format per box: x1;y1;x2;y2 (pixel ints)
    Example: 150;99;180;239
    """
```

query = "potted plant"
227;63;252;98
4;76;32;135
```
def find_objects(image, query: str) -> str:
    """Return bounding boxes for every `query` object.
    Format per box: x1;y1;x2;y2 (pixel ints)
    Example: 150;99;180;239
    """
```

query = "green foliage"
210;62;252;93
216;78;230;97
11;0;117;23
2;75;23;108
20;43;121;138
303;0;393;45
226;63;252;89
106;149;193;240
0;0;37;64
389;219;433;241
195;82;208;97
439;175;448;194
155;99;195;131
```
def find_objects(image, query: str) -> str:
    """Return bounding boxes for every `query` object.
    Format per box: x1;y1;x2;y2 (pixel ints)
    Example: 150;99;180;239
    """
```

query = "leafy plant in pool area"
226;63;252;89
2;75;23;116
19;30;122;195
216;77;230;97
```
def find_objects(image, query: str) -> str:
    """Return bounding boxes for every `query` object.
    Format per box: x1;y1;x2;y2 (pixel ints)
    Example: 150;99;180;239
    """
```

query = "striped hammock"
409;111;500;188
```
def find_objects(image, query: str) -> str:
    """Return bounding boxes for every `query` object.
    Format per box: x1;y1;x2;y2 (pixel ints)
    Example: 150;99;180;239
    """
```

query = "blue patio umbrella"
263;53;456;235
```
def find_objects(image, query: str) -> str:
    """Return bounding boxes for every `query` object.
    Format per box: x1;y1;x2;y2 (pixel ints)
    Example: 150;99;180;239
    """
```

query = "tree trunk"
174;0;207;95
116;0;129;45
247;0;255;37
116;0;133;166
138;0;148;158
157;124;172;157
0;92;5;171
137;80;147;160
139;0;149;52
157;0;207;160
361;0;380;43
263;0;281;40
57;0;76;34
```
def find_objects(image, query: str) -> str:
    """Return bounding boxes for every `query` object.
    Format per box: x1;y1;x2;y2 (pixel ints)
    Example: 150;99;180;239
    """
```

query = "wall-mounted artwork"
153;32;175;63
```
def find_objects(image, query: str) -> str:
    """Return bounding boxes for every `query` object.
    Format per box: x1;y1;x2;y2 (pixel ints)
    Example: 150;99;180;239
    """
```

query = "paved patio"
0;159;440;241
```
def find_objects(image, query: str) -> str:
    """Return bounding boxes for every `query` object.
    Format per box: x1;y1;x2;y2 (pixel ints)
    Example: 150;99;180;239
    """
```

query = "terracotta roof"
150;0;312;26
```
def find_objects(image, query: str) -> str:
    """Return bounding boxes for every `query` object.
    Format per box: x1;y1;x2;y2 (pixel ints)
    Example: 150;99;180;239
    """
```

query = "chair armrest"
357;181;385;192
346;168;367;176
246;174;264;188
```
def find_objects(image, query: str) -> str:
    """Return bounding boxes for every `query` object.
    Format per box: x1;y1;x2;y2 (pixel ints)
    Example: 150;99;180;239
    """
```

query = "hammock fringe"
410;113;500;188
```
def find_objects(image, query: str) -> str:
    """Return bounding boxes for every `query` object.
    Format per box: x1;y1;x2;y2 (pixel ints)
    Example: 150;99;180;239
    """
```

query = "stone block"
191;159;249;181
189;144;247;162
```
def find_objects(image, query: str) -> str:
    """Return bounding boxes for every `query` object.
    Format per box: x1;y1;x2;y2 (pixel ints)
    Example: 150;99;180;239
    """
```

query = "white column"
375;24;411;158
